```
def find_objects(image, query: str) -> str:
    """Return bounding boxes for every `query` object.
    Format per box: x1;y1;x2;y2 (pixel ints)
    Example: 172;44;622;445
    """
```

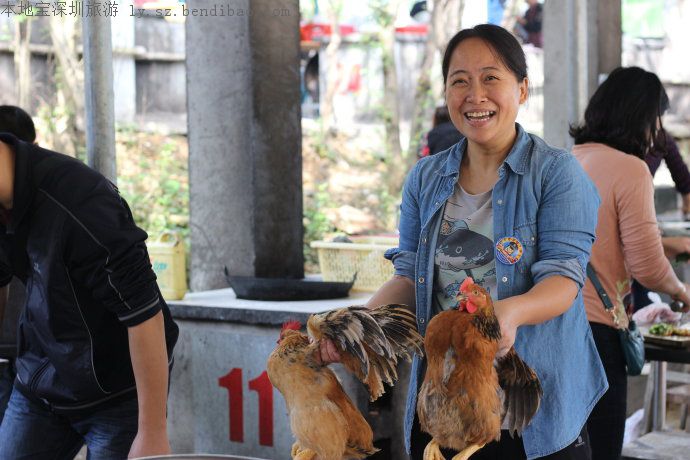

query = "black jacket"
0;134;178;412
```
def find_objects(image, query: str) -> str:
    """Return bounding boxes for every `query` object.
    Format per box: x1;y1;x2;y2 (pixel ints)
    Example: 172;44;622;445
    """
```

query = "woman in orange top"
572;67;690;460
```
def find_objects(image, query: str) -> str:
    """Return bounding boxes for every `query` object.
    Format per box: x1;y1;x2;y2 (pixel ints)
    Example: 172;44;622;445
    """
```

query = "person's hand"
662;236;690;260
492;299;519;358
313;338;341;365
127;428;171;459
682;193;690;216
670;282;690;313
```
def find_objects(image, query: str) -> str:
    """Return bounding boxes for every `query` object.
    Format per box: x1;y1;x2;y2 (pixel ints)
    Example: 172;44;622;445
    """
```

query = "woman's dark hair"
569;67;669;159
442;24;528;84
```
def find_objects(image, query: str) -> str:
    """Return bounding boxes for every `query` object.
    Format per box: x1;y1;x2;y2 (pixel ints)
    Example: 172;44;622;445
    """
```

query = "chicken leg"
451;443;484;460
423;439;446;460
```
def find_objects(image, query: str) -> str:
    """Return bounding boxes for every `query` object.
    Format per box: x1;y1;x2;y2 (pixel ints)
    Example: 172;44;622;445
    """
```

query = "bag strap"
586;263;615;311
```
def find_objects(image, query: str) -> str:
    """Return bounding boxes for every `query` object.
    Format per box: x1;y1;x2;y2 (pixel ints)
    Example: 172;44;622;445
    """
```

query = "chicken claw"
451;443;484;460
294;448;318;460
423;439;446;460
291;442;302;458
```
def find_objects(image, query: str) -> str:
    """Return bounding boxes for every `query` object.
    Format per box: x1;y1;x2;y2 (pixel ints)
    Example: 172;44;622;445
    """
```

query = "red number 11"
218;368;274;447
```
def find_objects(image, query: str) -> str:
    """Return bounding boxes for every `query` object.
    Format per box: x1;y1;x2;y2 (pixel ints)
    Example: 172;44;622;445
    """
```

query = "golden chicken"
417;278;542;460
267;305;423;460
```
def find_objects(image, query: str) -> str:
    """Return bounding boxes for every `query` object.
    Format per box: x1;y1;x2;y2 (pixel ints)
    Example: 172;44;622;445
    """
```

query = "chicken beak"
455;293;467;311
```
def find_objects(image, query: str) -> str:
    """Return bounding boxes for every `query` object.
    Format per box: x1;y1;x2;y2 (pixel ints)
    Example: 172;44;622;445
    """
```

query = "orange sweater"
573;143;674;328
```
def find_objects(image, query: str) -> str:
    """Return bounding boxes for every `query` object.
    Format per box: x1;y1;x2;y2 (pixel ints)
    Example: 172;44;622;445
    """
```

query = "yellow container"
148;232;187;300
310;237;398;292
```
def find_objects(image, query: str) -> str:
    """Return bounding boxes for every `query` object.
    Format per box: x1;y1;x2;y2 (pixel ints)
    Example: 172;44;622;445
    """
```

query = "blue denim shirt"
385;124;608;459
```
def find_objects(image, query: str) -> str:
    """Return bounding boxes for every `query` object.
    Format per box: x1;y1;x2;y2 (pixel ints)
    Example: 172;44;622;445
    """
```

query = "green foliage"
368;0;395;28
115;131;189;251
303;182;338;271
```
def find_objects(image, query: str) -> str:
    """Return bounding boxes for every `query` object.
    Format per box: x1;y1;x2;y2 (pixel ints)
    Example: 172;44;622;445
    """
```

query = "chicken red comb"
281;320;301;332
459;277;475;293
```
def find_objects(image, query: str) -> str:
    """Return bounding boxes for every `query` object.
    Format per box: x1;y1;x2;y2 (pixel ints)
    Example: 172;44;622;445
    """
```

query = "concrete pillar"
111;0;136;124
597;0;622;76
82;14;117;183
186;0;303;291
543;0;621;149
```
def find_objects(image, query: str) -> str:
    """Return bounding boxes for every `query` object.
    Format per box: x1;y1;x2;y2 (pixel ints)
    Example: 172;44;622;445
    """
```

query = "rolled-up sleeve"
385;162;422;281
65;180;162;327
384;248;416;281
531;153;600;288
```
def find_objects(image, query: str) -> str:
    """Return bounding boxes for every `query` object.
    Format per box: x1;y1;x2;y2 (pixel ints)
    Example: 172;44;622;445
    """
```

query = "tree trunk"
501;0;522;34
438;0;465;54
381;25;403;193
321;0;342;131
14;18;32;109
373;0;405;194
408;0;465;166
45;15;85;157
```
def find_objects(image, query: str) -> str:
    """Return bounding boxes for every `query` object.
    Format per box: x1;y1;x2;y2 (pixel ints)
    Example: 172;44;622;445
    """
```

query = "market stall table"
645;343;690;431
622;343;690;460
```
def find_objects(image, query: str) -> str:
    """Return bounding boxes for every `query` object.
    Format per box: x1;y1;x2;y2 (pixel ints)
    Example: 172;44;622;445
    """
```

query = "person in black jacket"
0;105;36;427
0;128;179;459
515;0;543;48
418;106;463;159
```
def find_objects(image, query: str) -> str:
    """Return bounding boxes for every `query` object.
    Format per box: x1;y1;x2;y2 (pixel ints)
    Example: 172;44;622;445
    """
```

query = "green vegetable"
649;323;674;336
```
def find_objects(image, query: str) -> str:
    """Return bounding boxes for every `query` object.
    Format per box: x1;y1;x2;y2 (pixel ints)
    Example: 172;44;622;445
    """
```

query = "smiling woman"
357;24;607;460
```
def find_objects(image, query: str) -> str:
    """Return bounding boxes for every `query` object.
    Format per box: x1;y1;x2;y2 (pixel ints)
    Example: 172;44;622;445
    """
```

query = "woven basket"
310;238;398;292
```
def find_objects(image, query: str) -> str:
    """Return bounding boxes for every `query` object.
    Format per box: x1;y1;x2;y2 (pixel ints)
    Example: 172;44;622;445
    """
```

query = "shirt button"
418;277;425;284
422;236;427;244
419;318;425;324
497;199;503;205
502;276;508;283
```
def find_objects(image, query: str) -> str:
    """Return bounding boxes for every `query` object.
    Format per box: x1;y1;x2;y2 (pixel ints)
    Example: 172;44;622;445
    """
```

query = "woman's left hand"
493;299;520;357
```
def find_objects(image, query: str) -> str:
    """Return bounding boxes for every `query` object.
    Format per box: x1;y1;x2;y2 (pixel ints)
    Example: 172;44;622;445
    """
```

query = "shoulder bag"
586;263;645;376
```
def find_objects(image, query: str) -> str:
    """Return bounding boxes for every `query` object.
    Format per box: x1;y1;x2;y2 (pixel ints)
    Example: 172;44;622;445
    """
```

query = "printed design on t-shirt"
437;219;494;272
433;185;497;312
436;217;495;299
442;266;496;300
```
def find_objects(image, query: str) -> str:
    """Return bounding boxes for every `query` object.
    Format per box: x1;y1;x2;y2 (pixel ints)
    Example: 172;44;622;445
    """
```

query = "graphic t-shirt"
433;183;496;314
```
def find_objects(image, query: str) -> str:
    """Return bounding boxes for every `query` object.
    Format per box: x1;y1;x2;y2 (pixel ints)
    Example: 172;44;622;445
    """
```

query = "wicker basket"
310;237;398;292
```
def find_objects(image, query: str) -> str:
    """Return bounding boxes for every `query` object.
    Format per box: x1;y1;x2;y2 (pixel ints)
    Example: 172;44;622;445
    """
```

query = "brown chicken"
267;305;424;460
417;278;543;460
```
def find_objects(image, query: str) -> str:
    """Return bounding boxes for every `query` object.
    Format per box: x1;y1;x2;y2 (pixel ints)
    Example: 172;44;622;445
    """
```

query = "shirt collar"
438;123;532;177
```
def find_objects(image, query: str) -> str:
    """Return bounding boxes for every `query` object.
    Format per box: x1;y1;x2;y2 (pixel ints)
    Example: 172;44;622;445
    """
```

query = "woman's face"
445;38;528;154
